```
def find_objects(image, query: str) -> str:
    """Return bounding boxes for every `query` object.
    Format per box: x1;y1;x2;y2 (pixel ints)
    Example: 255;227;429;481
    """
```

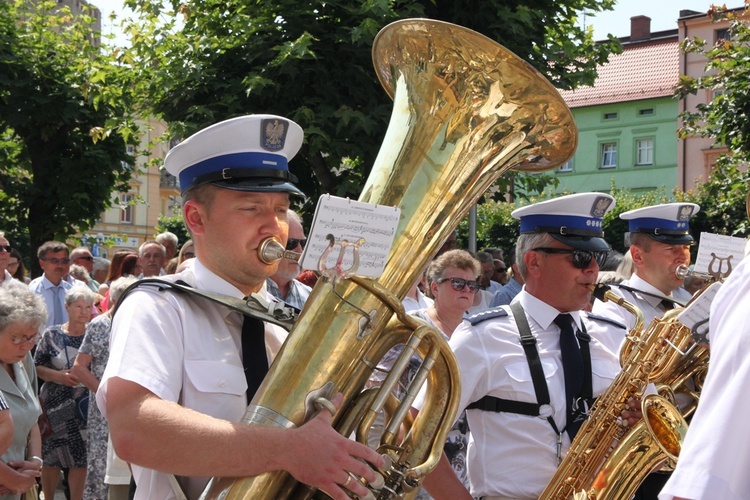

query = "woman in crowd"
0;287;46;498
97;250;133;297
178;239;194;264
98;253;141;311
374;250;481;497
34;285;95;500
6;250;28;285
72;276;136;500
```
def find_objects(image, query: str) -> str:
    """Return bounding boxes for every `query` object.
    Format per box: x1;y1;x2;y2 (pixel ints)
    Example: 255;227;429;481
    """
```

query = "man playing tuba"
97;115;383;500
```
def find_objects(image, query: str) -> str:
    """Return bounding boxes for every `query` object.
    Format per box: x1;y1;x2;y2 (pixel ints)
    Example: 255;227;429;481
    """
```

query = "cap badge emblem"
261;119;288;152
591;196;613;218
677;205;694;221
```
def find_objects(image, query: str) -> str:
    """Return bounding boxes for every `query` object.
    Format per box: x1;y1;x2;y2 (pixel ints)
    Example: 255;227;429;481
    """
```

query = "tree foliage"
676;3;750;166
120;0;619;215
0;0;140;275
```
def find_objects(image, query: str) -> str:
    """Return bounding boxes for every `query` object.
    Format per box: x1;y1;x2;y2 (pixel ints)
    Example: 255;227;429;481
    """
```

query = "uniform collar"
626;274;673;307
517;289;583;331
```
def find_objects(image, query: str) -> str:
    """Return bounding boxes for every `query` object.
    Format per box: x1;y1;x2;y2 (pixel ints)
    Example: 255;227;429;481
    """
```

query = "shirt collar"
190;258;245;299
627;274;671;307
517;289;583;331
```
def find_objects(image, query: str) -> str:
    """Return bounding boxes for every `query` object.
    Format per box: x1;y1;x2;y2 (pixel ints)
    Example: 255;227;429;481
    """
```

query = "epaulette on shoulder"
585;312;627;330
468;306;508;326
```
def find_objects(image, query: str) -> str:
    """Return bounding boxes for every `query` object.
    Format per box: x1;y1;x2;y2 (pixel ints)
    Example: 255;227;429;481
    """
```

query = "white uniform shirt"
418;290;620;498
659;254;750;500
97;259;288;499
590;274;691;353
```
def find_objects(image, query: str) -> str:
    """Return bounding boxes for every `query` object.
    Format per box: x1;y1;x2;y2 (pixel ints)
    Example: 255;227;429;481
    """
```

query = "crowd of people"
0;113;746;500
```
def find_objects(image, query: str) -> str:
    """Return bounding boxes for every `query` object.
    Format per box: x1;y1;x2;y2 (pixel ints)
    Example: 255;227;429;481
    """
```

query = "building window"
120;194;134;224
635;139;654;165
603;112;618;120
557;159;573;173
638;108;654;116
600;142;617;169
715;27;731;44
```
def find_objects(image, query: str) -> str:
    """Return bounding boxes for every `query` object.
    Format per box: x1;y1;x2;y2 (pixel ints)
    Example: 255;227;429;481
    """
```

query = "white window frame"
558;159;573;173
600;142;617;169
635;138;654;166
120;194;134;224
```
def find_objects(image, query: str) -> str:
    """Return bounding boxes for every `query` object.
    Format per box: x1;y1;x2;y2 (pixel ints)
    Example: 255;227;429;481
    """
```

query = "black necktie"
660;299;675;311
554;313;584;439
241;313;268;403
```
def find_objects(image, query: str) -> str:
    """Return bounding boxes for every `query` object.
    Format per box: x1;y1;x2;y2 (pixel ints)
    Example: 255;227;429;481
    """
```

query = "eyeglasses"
285;238;307;251
7;261;18;268
436;277;481;293
0;245;11;253
5;333;42;345
183;252;195;259
41;257;71;265
76;256;94;261
532;247;608;269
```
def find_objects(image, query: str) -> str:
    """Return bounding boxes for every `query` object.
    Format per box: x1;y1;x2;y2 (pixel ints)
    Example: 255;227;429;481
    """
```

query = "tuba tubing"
201;18;577;500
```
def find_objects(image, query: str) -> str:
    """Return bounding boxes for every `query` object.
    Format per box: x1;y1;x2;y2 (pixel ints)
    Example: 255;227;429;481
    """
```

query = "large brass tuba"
201;18;576;499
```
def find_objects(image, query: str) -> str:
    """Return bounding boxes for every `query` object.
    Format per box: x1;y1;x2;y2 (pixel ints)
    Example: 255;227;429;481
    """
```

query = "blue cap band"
520;214;604;236
178;152;288;189
628;217;690;233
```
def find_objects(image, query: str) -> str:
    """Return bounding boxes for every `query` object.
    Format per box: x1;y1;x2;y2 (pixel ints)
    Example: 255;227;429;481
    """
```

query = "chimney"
630;15;652;41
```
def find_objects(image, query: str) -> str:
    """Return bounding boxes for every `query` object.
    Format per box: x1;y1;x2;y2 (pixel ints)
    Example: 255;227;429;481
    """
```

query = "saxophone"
539;285;689;500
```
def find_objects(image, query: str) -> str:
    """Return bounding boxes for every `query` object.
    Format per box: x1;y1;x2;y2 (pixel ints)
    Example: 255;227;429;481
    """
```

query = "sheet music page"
677;281;722;342
299;195;401;278
694;232;746;275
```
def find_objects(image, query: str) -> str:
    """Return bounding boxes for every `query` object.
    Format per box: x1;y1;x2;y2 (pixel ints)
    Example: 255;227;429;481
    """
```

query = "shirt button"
218;380;226;388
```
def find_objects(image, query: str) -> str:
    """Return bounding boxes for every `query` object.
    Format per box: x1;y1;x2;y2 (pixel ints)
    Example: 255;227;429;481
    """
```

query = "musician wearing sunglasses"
98;116;383;500
417;193;636;500
28;241;76;328
266;210;312;310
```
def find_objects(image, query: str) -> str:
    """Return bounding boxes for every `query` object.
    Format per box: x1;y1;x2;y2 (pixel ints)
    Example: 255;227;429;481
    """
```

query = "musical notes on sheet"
694;232;746;277
299;195;401;278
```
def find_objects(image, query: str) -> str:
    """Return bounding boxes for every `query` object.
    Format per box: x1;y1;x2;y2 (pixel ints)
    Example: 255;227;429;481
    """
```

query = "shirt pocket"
505;360;559;401
591;358;620;395
184;360;247;397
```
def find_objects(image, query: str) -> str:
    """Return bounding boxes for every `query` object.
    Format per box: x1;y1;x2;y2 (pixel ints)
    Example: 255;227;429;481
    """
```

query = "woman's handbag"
37;398;53;440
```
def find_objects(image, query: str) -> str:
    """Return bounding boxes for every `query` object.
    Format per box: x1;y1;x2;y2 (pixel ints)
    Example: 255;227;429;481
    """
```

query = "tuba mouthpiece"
258;237;302;265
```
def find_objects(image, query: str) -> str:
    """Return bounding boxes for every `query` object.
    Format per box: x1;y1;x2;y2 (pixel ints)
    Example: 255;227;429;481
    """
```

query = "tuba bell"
201;18;576;499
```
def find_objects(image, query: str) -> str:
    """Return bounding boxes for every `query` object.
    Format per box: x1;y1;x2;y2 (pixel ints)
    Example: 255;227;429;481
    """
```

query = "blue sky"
93;0;739;47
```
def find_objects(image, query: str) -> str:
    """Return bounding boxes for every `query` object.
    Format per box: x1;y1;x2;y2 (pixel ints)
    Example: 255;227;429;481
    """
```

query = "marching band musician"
415;193;640;499
96;115;383;500
591;203;699;353
591;202;700;500
659;252;750;500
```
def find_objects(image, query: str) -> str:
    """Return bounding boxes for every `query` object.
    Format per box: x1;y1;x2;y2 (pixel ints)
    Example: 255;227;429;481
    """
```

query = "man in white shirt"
98;115;382;500
28;241;74;326
138;240;167;277
591;202;699;500
417;193;635;499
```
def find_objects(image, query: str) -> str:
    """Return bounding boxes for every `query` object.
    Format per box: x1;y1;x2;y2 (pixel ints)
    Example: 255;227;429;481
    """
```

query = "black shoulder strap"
467;301;554;421
616;284;686;308
111;278;297;331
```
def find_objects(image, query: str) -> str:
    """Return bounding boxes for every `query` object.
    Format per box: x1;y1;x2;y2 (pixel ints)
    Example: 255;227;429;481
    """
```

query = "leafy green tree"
155;213;190;247
677;4;750;168
0;0;139;276
121;0;619;215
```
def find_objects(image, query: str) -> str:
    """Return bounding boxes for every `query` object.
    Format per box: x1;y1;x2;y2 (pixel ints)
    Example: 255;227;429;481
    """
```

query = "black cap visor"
211;178;306;198
549;233;612;252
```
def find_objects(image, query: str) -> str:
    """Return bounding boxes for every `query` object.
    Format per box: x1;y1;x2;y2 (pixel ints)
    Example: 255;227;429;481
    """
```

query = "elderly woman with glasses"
0;287;47;498
34;285;96;500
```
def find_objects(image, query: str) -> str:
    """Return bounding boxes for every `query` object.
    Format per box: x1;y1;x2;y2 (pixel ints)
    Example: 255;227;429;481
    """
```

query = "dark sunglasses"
77;256;94;261
436;277;481;293
532;247;608;269
41;257;71;265
285;238;307;251
0;245;11;253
